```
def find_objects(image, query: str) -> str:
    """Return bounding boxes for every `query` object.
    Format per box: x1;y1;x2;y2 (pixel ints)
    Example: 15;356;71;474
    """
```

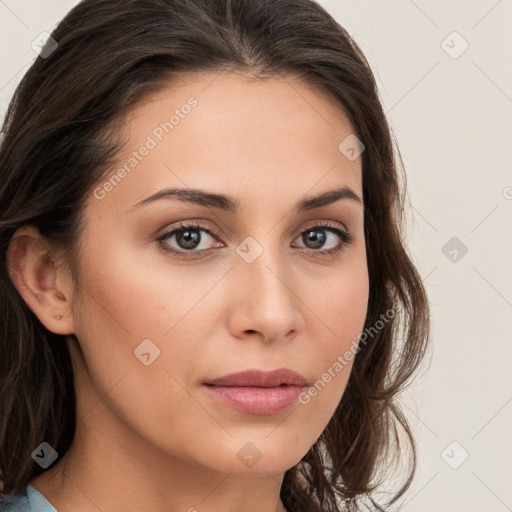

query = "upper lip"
204;368;307;387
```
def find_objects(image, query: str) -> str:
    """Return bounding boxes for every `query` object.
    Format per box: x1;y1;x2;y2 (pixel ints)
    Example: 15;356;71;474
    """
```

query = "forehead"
90;70;363;214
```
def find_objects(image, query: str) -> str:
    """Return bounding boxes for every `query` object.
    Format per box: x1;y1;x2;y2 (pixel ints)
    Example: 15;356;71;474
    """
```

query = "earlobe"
7;225;75;335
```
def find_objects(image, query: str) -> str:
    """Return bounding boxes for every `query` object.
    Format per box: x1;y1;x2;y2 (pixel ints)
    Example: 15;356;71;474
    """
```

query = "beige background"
1;1;511;510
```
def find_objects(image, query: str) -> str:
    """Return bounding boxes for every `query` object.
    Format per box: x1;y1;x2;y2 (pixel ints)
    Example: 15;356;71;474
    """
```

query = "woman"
0;0;431;510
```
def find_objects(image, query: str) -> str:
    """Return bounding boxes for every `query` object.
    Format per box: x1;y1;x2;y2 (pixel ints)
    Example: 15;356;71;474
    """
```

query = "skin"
8;70;369;512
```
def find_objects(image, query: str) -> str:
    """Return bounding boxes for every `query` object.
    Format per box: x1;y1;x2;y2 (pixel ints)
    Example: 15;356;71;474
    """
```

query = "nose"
226;242;305;344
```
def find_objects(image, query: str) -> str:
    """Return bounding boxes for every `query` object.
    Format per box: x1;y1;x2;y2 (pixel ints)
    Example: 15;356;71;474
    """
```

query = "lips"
202;368;308;415
203;368;307;387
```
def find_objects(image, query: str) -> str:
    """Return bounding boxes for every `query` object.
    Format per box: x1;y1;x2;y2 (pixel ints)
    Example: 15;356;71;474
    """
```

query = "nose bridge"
233;232;297;315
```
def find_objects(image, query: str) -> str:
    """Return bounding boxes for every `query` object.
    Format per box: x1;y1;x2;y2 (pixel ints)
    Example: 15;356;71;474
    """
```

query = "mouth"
202;368;308;415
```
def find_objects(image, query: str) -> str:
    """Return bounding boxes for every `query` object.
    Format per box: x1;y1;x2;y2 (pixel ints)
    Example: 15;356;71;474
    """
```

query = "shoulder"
0;485;56;511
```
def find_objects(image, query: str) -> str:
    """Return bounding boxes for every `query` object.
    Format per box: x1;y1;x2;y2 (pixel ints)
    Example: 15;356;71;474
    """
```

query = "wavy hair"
0;0;431;510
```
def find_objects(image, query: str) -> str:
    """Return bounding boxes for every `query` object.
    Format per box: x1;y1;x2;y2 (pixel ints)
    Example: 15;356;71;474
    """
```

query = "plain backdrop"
1;1;511;511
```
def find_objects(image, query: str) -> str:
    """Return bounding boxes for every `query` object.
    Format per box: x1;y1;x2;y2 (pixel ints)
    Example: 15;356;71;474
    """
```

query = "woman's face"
63;71;369;475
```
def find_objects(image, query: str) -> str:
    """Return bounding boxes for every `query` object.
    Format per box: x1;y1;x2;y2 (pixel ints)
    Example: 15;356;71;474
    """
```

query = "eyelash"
156;220;354;259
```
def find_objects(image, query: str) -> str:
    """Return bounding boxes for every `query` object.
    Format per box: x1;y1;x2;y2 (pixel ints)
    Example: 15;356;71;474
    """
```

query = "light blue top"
0;485;56;511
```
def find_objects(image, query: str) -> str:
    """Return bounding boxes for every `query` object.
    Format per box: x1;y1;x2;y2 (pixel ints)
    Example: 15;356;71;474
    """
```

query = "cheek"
74;232;200;340
70;235;224;408
304;251;369;349
296;261;369;416
69;237;187;392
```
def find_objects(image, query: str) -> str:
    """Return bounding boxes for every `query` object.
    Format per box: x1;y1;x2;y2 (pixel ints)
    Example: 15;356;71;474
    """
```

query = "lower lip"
202;384;306;415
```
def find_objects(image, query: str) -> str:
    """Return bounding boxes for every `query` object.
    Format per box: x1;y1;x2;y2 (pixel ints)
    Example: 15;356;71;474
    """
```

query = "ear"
7;225;76;335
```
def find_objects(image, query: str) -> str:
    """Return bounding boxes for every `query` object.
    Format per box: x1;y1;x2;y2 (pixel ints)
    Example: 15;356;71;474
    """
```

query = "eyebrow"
128;185;363;213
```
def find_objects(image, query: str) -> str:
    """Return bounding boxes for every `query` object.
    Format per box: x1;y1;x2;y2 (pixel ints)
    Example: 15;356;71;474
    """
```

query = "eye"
157;222;222;258
292;221;354;256
157;220;354;258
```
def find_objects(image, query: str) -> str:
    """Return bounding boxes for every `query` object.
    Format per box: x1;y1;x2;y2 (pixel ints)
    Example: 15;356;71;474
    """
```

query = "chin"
200;431;315;476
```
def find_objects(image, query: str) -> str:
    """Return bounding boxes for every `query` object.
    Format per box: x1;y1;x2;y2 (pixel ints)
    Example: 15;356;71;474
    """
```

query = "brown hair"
0;0;431;510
